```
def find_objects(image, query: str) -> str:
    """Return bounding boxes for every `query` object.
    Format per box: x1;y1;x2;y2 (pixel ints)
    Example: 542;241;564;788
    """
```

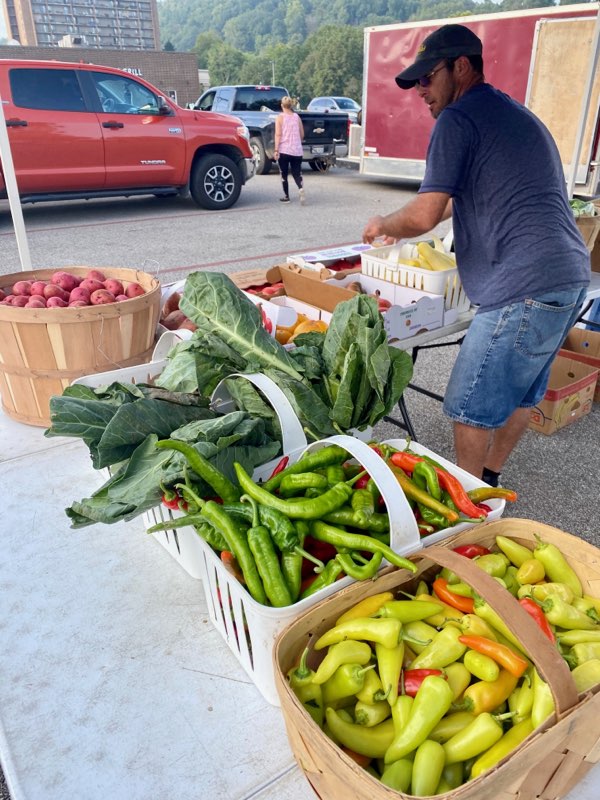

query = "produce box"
529;354;598;434
360;243;471;313
274;518;600;800
287;243;372;269
576;213;600;252
559;327;600;402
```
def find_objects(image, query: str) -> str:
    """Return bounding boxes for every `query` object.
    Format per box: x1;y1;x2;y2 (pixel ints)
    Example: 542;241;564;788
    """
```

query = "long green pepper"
156;439;240;502
242;495;292;607
262;444;348;491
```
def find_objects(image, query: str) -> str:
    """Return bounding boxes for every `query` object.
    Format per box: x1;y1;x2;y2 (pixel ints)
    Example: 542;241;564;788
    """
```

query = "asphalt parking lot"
1;165;599;800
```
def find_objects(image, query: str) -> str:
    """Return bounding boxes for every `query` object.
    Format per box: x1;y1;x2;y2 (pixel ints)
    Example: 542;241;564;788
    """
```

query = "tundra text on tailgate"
0;60;255;210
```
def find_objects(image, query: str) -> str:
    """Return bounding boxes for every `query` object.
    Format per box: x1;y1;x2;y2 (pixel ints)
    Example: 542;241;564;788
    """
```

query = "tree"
163;40;175;51
206;42;247;84
192;30;223;68
296;25;363;103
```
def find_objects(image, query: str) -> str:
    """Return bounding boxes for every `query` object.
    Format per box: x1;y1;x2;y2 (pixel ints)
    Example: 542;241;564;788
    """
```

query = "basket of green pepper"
274;517;600;800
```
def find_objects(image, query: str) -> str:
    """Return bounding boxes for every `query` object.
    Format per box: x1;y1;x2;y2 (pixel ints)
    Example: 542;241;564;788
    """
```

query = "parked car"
307;96;361;124
0;59;255;210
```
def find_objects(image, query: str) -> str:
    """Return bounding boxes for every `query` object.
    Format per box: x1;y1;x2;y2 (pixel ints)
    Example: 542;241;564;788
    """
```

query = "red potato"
69;300;89;307
51;271;80;293
12;295;30;307
125;281;145;298
2;294;16;304
43;283;70;301
12;280;33;296
79;278;105;294
104;279;124;297
25;297;47;308
46;296;68;308
30;280;47;296
115;294;129;302
86;269;107;283
69;287;91;305
178;319;198;332
90;289;116;305
0;289;5;301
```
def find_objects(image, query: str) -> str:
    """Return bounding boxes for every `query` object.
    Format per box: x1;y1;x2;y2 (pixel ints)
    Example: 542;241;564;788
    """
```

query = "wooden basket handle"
424;545;579;717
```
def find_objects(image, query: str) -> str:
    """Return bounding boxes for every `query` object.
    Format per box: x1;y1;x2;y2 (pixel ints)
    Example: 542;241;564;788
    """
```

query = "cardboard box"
528;354;598;435
559;326;600;402
286;243;373;269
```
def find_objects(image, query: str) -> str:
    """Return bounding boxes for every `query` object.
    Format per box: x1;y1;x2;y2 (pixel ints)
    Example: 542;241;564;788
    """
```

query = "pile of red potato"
0;269;146;308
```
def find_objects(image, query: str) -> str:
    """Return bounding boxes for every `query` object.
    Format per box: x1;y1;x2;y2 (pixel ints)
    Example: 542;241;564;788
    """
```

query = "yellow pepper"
470;717;534;779
335;591;394;625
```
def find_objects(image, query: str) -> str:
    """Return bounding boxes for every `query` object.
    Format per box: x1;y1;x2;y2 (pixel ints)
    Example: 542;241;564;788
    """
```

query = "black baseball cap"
395;24;483;89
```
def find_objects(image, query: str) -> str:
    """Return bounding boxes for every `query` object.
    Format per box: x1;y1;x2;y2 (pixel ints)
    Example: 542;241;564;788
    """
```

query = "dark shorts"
443;287;588;429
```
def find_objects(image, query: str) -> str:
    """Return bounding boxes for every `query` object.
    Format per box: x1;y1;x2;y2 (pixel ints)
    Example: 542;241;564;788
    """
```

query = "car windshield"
334;98;360;110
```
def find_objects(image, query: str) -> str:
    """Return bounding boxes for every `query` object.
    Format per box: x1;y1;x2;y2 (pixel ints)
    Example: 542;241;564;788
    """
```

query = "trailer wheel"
190;154;242;210
309;158;331;173
250;137;272;175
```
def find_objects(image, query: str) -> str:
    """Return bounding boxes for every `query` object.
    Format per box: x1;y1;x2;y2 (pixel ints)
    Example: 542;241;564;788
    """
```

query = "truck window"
233;87;285;112
196;91;215;111
88;72;159;114
213;88;235;112
9;67;86;112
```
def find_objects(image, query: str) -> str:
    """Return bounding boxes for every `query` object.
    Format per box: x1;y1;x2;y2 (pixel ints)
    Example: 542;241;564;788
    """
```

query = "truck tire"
250;136;272;175
190;154;242;210
309;158;331;173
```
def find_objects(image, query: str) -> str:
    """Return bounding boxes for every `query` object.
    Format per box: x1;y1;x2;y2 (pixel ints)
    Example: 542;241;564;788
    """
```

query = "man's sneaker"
280;196;290;203
299;188;306;206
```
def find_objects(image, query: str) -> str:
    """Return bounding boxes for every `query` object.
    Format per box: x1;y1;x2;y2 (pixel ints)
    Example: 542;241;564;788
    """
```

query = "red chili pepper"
519;597;556;643
390;451;486;520
161;493;181;510
432;577;474;613
267;455;289;481
402;669;445;697
369;445;384;458
476;503;493;513
452;543;492;559
259;304;273;334
354;473;371;490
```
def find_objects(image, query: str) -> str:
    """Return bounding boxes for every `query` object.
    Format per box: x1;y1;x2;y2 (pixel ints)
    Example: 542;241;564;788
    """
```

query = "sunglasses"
416;63;447;88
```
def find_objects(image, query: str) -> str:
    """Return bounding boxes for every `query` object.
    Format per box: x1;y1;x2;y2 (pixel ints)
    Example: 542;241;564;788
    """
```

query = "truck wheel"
190;154;242;210
309;158;331;173
250;137;272;175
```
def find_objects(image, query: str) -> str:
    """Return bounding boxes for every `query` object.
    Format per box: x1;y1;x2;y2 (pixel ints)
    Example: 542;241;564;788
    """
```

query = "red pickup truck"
0;59;255;210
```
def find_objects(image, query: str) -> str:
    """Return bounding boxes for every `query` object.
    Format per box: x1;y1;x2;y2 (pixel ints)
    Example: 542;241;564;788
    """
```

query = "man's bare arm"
363;191;451;243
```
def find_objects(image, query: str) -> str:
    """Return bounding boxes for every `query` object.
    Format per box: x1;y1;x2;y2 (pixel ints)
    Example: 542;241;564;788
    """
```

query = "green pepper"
565;642;600;668
473;553;510;578
322;663;377;707
388;464;459;524
380;758;412;792
533;536;583;597
357;667;385;704
376;599;443;624
572;597;600;623
376;640;404;706
541;596;599;630
156;439;240;503
417;502;449;531
279;471;329;497
503;565;520;597
495;535;533;568
469;717;534;779
443;711;507;764
280;520;307;602
557;629;600;647
429;711;476;743
322;507;390;533
263;444;348;491
235;462;356;520
199;499;267;604
354;699;392;727
508;675;534;723
310;520;417;574
444;662;472;701
146;512;228;552
299;559;344;599
463;649;500;683
351;488;376;527
570;659;600;693
528;582;575;604
439;566;461;585
413;460;442;500
411;739;446;796
312;639;373;685
442;762;464;789
531;668;554;728
242;495;292;608
288;647;324;726
447;581;473;598
391;694;413;734
408;625;468;670
325;464;346;485
325;708;395;758
384;675;454;763
336;550;383;581
402;620;437;654
473;596;526;652
315;617;402;651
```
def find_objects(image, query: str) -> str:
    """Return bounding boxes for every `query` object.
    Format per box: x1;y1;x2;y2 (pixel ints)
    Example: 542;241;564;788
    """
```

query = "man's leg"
485;407;531;473
454;405;530;478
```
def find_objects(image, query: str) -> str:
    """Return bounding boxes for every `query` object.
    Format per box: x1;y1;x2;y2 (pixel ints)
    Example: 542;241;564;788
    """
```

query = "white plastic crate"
361;244;471;313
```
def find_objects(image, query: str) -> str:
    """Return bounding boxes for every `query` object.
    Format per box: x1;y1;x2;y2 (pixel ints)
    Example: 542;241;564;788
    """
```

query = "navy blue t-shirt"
419;83;590;311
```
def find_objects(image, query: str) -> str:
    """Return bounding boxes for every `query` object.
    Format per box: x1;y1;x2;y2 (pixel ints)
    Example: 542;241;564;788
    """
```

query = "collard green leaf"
288;344;325;381
331;343;361;430
220;378;282;445
180;272;305;382
264;369;337;439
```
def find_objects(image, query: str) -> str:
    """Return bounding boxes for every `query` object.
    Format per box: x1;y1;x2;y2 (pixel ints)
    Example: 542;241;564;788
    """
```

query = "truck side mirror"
158;97;173;116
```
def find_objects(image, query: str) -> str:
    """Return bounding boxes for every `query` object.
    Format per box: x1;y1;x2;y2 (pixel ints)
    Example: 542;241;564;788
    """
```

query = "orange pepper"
432;577;474;614
458;634;529;678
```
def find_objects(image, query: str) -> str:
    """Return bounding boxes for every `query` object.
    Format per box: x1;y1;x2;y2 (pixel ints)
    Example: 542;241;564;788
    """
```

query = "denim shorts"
443;287;588;429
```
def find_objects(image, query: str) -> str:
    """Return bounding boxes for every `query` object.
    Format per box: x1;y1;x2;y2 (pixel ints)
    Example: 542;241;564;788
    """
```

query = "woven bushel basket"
274;518;600;800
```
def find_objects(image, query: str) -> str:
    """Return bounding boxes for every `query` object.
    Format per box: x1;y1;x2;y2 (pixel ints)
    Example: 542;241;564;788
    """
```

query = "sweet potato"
161;291;181;320
161;310;188;330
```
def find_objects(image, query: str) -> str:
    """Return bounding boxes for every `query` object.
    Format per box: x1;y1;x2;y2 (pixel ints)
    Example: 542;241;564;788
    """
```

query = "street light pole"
270;61;275;85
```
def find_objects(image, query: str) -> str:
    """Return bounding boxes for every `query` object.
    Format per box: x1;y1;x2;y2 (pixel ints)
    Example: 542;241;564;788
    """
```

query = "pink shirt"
278;112;303;157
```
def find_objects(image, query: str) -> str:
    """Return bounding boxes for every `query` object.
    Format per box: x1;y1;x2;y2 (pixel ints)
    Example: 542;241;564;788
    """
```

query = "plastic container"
361;244;471;313
0;266;161;426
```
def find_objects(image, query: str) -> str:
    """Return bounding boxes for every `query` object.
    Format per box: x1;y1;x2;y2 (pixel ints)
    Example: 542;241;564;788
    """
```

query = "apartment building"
1;0;160;49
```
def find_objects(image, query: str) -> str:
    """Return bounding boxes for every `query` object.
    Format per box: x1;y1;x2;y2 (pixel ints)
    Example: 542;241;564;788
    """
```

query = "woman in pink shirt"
274;96;305;204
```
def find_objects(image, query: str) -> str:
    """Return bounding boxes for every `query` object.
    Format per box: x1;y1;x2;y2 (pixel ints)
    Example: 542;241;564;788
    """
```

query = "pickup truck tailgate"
301;112;348;145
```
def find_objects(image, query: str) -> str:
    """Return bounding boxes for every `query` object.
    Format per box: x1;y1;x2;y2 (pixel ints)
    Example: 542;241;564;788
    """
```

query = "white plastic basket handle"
151;328;193;362
211;372;307;453
300;434;421;556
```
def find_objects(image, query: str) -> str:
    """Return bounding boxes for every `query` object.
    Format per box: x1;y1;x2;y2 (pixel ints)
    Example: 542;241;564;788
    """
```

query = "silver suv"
307;96;361;123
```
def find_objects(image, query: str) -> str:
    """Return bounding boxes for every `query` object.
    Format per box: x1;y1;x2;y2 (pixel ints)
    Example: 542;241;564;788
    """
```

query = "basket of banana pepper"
274;517;600;800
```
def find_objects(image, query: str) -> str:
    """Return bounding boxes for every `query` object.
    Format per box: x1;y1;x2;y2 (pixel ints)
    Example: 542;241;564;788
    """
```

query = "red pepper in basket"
267;455;289;482
402;669;445;697
519;597;555;643
453;543;492;559
433;577;474;613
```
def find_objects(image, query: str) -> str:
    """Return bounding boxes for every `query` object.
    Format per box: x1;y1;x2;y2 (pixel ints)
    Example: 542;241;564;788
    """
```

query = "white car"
307;96;361;123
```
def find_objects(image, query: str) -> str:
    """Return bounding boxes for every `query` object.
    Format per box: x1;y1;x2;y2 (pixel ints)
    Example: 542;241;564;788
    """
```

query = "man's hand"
362;215;386;244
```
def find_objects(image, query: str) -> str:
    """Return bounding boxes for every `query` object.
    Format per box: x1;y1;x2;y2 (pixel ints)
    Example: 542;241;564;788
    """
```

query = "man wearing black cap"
363;24;590;486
